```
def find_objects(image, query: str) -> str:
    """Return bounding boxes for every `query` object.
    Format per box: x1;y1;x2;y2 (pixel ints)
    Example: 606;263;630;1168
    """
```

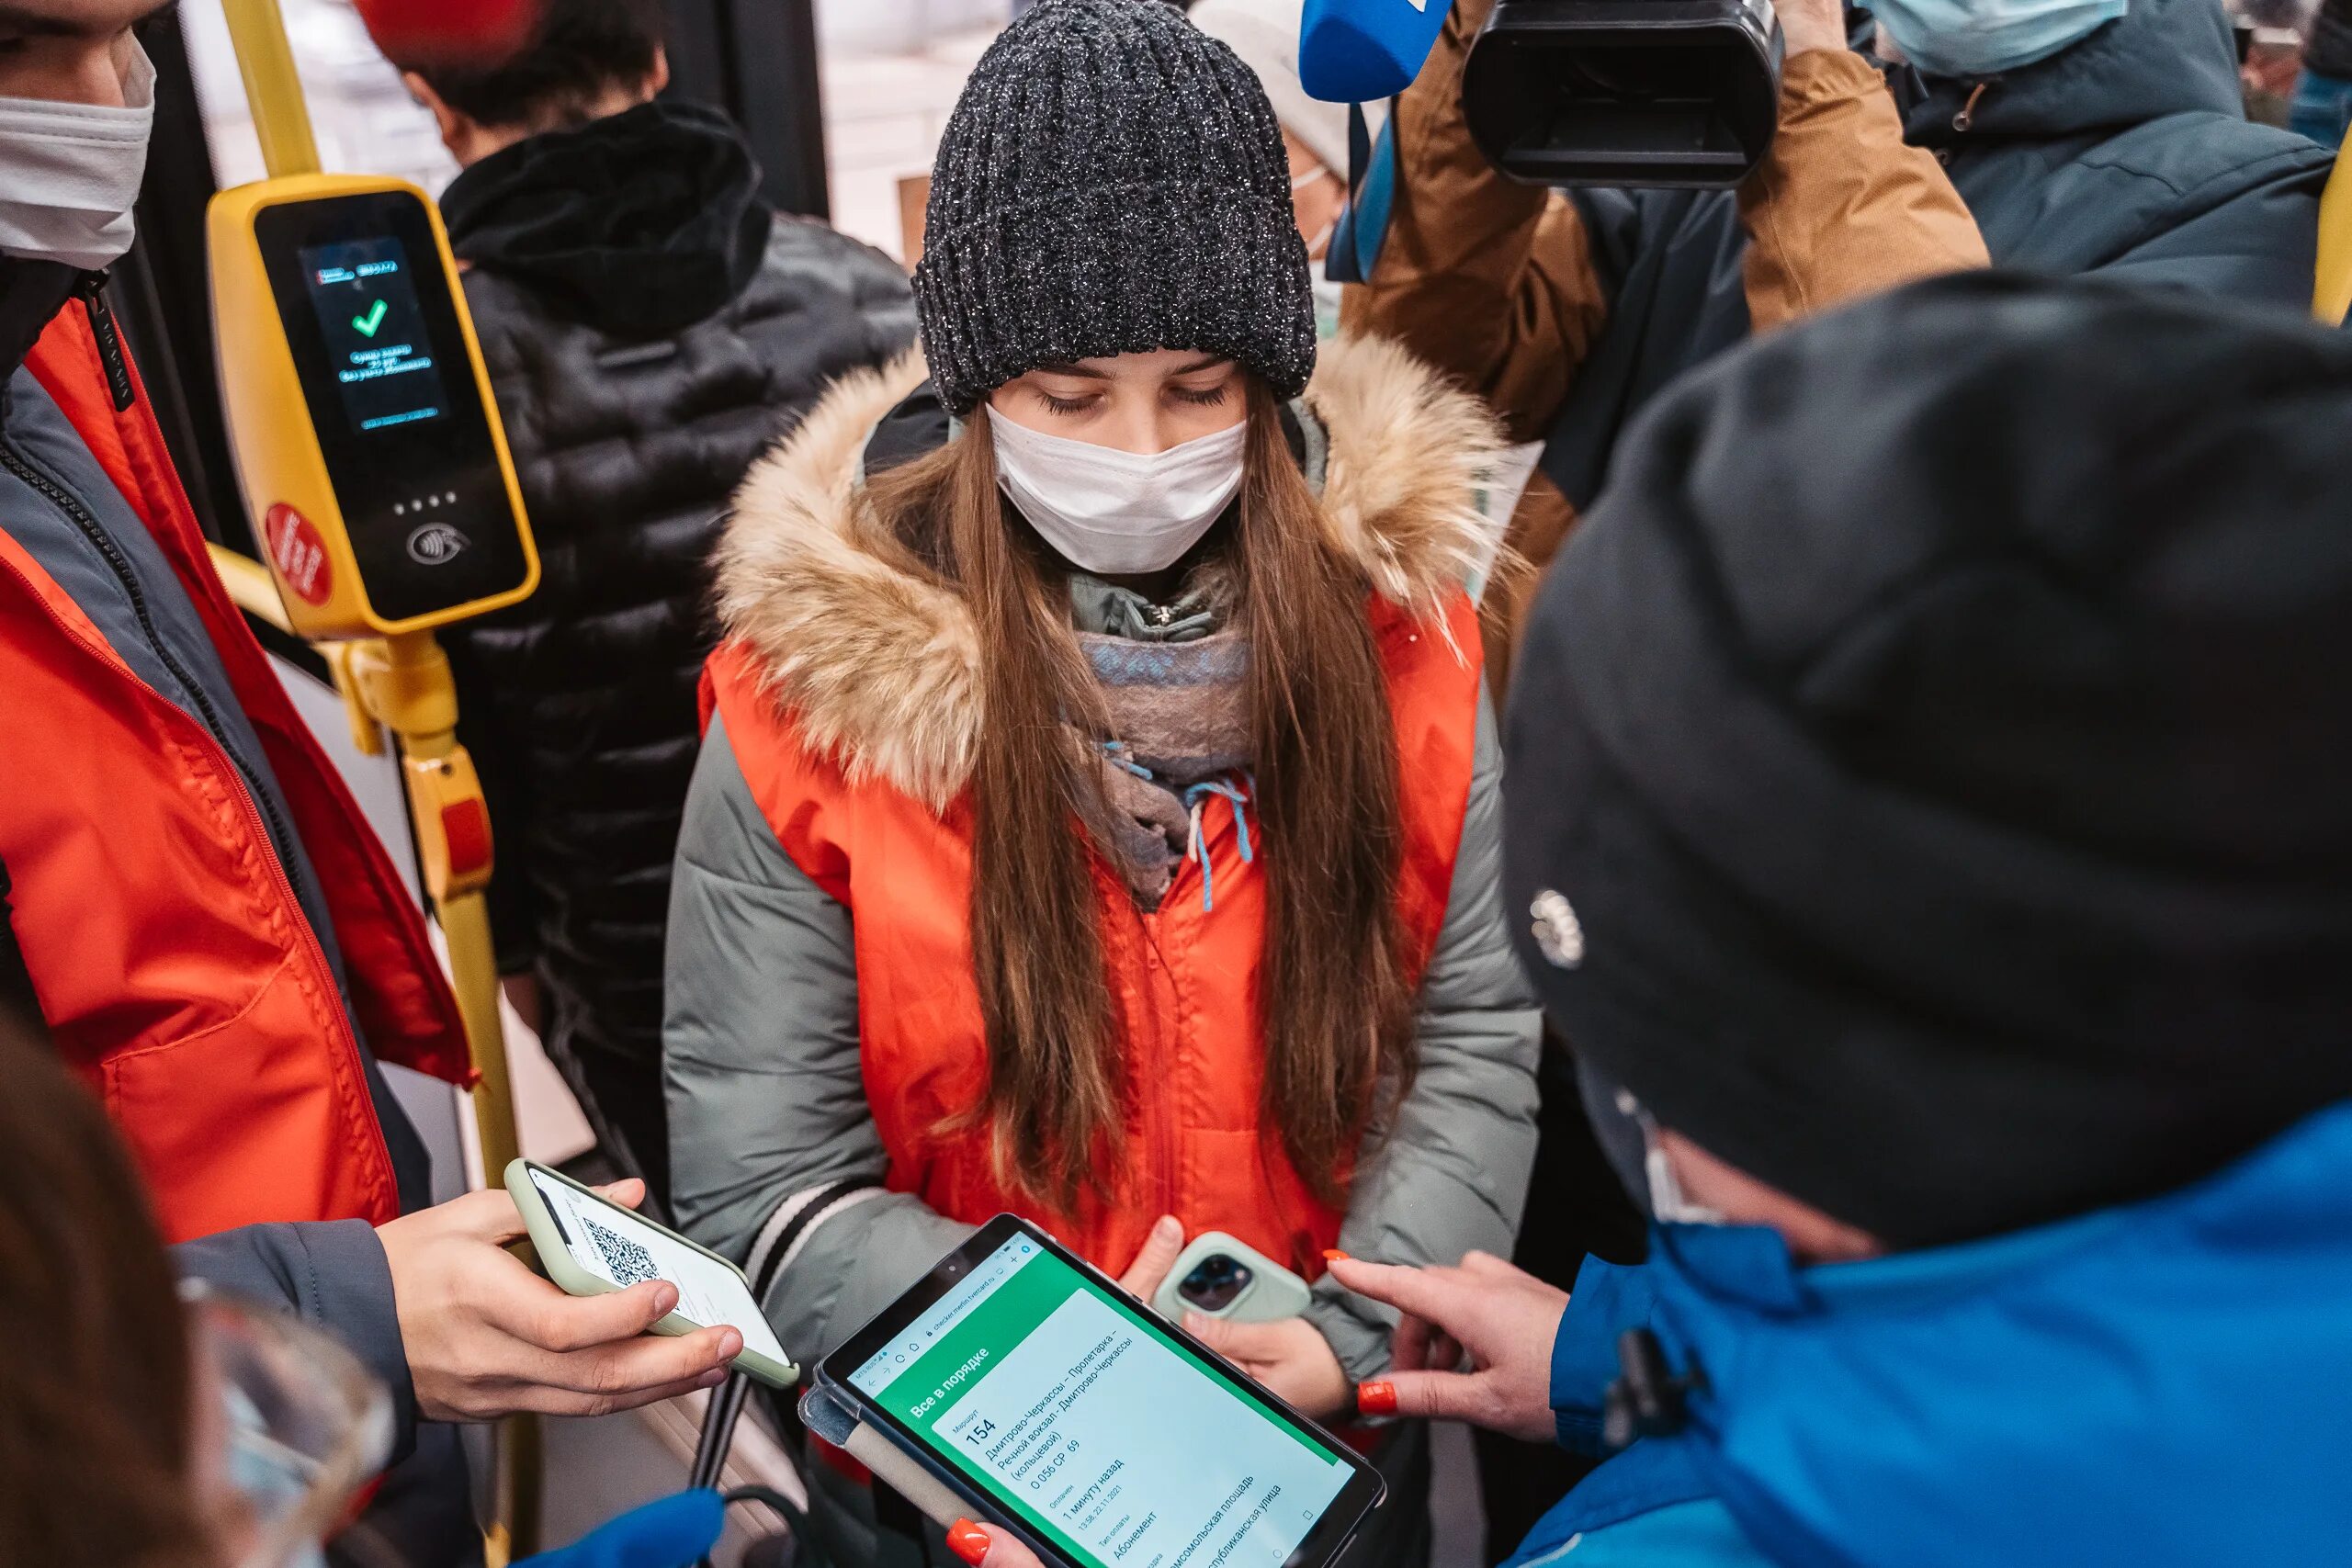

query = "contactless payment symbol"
264;502;333;606
406;521;469;565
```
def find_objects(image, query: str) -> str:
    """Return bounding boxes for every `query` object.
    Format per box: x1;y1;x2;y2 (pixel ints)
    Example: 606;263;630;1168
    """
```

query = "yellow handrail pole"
324;620;545;1565
220;0;320;181
342;631;526;1188
209;4;541;1556
2318;135;2352;327
341;627;542;1563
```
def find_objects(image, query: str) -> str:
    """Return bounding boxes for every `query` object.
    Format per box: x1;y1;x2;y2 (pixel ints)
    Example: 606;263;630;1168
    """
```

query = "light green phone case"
1150;1230;1315;1323
503;1157;799;1389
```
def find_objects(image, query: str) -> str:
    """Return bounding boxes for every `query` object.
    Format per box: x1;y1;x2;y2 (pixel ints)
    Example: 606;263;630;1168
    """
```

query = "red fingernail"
947;1519;990;1565
1322;1249;1351;1262
1357;1380;1397;1417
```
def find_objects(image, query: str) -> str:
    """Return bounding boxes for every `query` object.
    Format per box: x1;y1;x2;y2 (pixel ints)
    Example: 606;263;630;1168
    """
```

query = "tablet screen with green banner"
841;1227;1369;1568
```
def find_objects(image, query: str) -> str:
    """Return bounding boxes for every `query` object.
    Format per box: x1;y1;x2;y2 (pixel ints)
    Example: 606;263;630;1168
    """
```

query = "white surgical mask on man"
1866;0;2125;79
989;407;1247;576
0;41;155;273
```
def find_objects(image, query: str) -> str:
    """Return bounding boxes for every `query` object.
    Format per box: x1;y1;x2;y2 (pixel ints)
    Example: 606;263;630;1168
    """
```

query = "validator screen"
300;235;451;434
847;1236;1352;1568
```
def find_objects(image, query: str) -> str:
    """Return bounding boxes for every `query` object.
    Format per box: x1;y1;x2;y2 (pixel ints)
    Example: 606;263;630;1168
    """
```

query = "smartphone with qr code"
504;1158;799;1388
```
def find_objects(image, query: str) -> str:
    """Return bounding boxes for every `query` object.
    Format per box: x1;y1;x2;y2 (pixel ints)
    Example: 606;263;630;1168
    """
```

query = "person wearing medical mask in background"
666;4;1541;1565
1840;0;2327;306
0;6;746;1565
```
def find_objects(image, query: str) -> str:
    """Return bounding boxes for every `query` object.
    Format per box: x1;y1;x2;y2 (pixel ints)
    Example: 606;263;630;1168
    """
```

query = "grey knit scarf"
1070;575;1253;909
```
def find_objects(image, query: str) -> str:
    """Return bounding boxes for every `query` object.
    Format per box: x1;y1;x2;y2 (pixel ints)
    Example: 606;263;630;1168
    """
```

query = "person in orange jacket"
664;4;1541;1565
0;3;740;1559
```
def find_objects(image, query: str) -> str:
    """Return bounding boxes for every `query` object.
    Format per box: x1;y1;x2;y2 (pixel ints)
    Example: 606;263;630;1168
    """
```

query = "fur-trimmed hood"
713;333;1507;809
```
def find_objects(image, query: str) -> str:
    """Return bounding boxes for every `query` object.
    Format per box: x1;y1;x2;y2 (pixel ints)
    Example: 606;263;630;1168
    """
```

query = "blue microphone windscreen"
1298;0;1449;102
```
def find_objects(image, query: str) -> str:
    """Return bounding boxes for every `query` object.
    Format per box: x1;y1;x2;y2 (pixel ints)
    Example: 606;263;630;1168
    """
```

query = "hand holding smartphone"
504;1158;799;1389
1150;1231;1314;1324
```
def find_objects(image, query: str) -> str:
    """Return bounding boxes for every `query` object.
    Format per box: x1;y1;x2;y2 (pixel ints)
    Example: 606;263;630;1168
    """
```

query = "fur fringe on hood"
714;333;1507;809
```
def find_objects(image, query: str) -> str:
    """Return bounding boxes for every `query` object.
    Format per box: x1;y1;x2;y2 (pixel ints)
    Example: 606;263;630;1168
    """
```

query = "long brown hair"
0;1008;209;1568
861;379;1417;1212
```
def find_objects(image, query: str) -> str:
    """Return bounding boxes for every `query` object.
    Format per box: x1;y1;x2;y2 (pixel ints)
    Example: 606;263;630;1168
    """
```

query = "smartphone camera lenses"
1177;1254;1254;1314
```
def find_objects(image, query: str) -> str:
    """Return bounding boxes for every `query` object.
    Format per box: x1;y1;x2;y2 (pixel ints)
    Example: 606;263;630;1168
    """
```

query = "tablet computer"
817;1215;1385;1568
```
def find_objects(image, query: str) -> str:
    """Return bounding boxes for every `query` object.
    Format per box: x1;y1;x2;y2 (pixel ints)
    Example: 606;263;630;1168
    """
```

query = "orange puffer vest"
0;295;471;1242
704;336;1506;1279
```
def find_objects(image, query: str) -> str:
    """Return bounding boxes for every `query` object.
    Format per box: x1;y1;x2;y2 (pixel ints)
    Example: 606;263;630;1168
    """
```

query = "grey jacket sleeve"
1305;692;1544;1382
174;1219;417;1460
665;716;976;1366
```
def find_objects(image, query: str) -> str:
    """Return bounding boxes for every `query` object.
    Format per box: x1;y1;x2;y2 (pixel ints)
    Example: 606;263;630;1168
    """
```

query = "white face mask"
989;407;1246;576
1865;0;2124;77
0;42;155;273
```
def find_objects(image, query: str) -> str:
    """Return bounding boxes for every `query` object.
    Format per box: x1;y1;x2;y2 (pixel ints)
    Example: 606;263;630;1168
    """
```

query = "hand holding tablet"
813;1216;1385;1568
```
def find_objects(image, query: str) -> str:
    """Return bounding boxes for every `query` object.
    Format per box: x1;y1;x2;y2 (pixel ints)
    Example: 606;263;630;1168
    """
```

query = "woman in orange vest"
666;1;1540;1559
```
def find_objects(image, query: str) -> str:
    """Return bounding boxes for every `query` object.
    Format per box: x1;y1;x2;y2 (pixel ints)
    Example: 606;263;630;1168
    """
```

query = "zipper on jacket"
0;544;403;1213
77;270;134;413
1137;907;1182;1219
0;434;304;880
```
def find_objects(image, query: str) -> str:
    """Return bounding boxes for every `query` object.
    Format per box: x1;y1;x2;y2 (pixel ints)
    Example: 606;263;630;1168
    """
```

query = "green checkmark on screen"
352;298;389;338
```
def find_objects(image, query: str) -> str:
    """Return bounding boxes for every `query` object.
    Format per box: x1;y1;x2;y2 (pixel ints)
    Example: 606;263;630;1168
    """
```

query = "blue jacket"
1533;0;2336;511
1510;1102;2352;1567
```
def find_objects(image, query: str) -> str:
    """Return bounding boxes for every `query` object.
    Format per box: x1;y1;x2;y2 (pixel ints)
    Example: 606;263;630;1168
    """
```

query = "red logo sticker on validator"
264;503;333;606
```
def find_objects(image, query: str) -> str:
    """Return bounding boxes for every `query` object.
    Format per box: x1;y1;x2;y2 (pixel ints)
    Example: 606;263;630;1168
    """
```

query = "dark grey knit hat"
912;0;1317;414
1504;273;2352;1250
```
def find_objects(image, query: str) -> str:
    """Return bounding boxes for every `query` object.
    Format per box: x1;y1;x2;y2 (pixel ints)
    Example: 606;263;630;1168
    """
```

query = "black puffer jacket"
439;101;915;1166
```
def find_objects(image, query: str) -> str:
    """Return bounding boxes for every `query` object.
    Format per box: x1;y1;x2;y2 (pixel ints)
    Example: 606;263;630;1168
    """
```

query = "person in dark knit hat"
665;3;1540;1564
1246;271;2352;1568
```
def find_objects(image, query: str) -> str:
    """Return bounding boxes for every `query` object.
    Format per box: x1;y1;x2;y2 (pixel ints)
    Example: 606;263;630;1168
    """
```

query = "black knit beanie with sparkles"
912;0;1317;414
1505;272;2352;1251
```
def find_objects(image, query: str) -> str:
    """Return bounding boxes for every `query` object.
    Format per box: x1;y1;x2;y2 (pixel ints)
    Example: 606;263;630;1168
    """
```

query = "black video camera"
1462;0;1784;188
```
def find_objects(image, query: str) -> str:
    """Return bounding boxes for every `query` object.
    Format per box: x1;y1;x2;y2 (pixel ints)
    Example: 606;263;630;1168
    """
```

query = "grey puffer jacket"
664;335;1542;1388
